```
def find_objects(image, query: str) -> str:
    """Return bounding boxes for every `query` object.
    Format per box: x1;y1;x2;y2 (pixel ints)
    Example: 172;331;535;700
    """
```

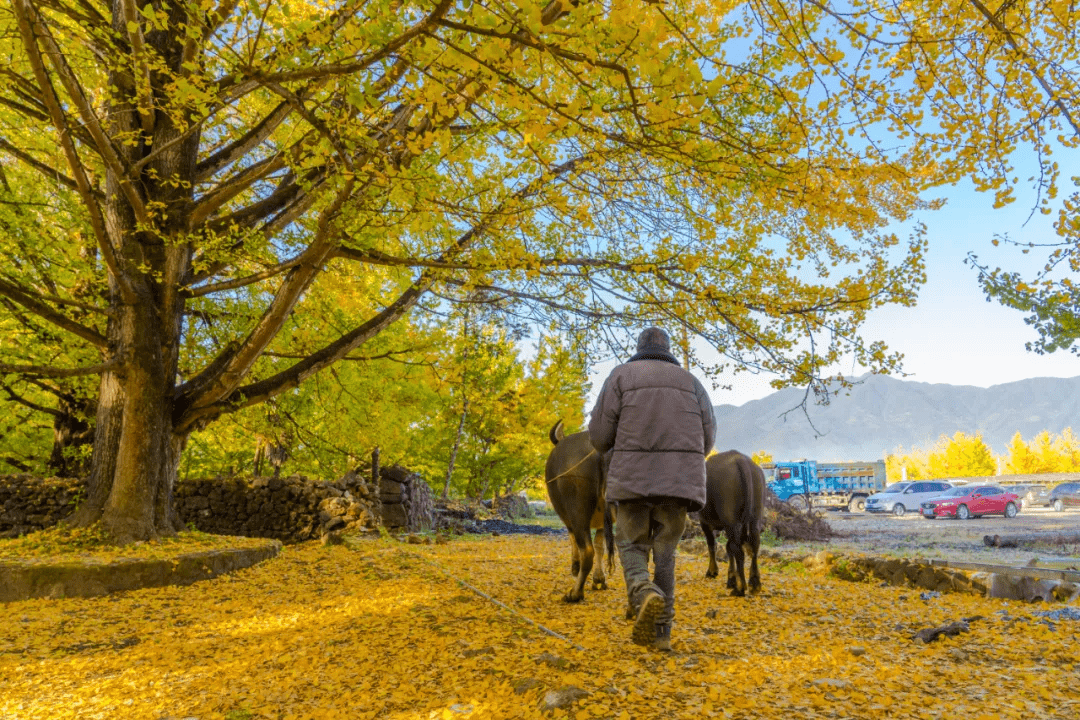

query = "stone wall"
379;465;435;531
175;474;381;541
0;475;83;538
1;466;439;541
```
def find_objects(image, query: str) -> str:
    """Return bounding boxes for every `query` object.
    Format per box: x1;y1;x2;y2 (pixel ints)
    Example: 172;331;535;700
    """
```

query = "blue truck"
762;460;887;512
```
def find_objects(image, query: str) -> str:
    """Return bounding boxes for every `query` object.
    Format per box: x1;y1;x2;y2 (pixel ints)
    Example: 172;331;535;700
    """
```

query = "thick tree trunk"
100;300;171;540
64;1;194;542
64;368;124;526
69;297;186;541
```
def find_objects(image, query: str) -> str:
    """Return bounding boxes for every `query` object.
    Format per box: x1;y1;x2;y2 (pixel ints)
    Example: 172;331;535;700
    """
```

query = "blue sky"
586;176;1080;409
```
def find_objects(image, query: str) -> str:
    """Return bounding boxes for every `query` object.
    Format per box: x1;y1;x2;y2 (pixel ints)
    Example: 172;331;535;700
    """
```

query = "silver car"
864;480;954;517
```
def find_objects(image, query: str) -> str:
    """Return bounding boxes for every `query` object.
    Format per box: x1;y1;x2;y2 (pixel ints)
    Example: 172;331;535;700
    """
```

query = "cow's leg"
724;529;738;590
591;528;608;590
570;535;581;576
726;531;747;597
702;522;720;578
746;522;762;595
564;527;593;603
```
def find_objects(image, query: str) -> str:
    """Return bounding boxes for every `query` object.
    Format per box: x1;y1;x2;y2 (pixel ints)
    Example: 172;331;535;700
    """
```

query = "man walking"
588;327;716;651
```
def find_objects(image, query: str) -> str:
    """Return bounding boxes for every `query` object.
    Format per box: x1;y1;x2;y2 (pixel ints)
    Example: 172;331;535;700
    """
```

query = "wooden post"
371;446;380;489
370;446;382;528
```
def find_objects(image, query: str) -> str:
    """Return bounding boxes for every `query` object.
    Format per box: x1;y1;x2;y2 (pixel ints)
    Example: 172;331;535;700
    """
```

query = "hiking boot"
654;623;672;652
631;591;664;646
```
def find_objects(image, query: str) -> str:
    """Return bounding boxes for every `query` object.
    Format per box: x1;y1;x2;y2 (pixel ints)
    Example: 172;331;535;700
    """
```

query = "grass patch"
760;528;782;547
524;513;567;530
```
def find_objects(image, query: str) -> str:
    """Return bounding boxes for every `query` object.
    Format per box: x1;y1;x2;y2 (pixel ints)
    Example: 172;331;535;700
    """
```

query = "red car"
920;485;1020;520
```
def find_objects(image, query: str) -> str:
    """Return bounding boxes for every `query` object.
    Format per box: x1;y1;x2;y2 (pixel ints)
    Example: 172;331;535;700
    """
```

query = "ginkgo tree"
886;431;997;480
2;0;1077;541
1002;429;1080;475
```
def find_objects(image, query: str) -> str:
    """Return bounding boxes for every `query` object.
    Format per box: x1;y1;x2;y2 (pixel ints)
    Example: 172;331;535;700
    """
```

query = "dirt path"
810;506;1080;566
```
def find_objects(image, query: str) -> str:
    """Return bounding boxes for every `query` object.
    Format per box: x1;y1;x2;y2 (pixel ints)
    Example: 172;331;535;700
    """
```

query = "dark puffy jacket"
588;354;716;511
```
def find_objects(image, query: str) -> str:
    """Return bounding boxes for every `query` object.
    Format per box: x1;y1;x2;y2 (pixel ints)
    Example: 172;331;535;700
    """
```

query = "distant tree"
925;432;997;479
751;451;774;466
886;446;928;481
887;432;996;480
1002;429;1080;474
1003;432;1042;475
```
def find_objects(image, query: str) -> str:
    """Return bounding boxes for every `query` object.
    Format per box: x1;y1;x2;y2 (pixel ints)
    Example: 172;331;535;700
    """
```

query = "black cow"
698;450;765;596
545;420;615;602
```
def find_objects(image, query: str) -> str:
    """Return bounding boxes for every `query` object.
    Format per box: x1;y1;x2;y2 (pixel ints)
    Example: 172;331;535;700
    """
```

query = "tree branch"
189;153;289;228
182;254;306;298
119;0;155;136
195;101;293;182
17;0;150;229
0;382;62;418
0;95;50;124
0;277;108;347
962;0;1080;137
0;359;117;378
174;155;586;431
0;138;87;194
180;174;359;412
335;246;681;273
11;0;136;303
223;0;454;91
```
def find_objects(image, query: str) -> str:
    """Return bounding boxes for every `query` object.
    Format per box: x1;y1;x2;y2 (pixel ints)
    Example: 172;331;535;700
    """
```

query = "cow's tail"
549;419;564;446
600;461;616;574
738;454;755;530
603;503;616;574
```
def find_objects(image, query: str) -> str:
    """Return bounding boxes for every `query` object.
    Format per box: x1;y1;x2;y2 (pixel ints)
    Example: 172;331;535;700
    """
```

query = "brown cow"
698;450;765;596
545;420;615;603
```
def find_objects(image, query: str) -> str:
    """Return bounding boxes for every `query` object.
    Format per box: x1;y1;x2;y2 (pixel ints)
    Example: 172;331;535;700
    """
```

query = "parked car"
920;485;1020;520
1048;482;1080;512
865;480;954;517
1006;483;1051;509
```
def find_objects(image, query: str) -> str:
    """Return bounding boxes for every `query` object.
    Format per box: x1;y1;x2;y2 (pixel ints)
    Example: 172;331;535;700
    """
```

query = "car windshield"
937;487;970;498
882;483;910;493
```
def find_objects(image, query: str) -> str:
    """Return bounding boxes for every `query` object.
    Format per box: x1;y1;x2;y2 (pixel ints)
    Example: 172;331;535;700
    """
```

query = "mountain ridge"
712;374;1080;462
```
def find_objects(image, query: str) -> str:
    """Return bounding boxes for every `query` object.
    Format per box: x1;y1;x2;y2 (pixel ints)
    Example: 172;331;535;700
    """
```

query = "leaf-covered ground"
0;525;274;564
1;535;1077;720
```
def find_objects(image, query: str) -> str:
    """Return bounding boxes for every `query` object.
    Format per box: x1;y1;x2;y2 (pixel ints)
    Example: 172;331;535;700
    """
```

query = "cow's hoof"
729;588;746;598
592;579;607;590
749;582;762;595
705;569;718;579
563;592;584;603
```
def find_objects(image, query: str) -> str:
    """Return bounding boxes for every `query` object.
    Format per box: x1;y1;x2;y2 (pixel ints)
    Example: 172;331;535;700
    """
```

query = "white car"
864;480;954;517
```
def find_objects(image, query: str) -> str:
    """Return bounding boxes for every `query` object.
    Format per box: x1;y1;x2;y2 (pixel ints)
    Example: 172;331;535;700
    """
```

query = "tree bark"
60;0;195;541
442;395;468;500
46;391;93;478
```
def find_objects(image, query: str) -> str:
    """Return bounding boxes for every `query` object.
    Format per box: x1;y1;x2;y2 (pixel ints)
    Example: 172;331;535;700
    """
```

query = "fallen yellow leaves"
1;535;1078;720
0;525;272;565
